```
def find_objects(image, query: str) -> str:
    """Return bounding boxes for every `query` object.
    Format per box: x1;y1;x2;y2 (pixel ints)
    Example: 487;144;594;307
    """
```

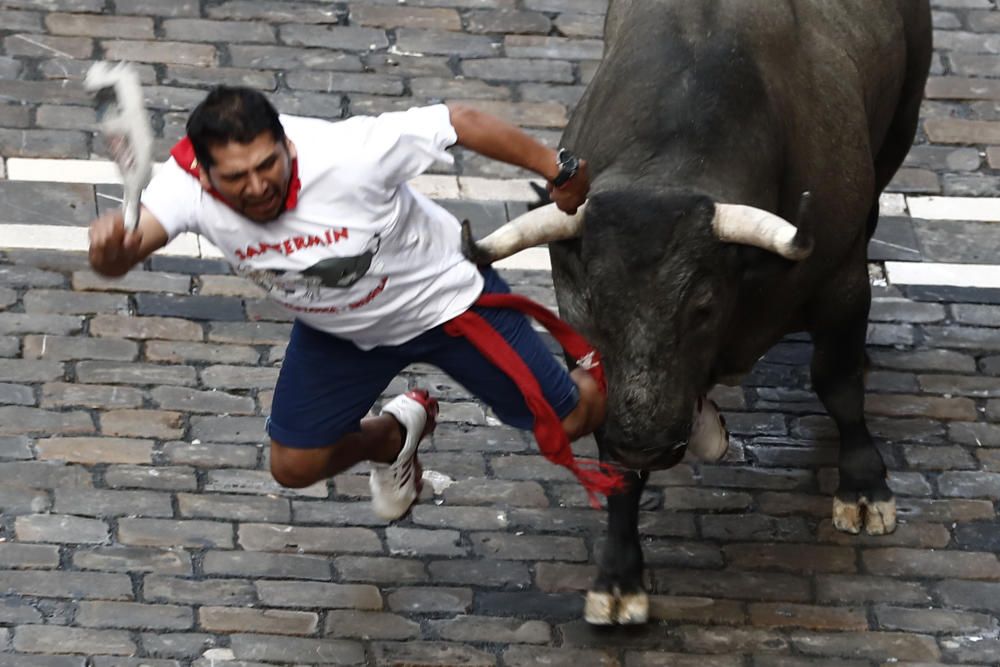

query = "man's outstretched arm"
446;103;589;214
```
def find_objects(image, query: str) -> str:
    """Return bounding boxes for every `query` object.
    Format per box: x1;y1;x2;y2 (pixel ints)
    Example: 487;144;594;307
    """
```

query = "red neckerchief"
443;293;626;507
169;136;302;211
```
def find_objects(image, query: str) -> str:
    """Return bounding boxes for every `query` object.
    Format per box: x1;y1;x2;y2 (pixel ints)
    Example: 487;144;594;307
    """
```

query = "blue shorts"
267;268;580;449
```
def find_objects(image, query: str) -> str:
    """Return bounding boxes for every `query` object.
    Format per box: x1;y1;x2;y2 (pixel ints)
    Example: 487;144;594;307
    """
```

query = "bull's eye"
688;290;715;327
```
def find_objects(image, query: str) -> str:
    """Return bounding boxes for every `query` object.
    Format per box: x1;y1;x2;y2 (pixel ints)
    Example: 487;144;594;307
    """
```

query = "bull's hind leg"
586;469;649;625
811;307;895;536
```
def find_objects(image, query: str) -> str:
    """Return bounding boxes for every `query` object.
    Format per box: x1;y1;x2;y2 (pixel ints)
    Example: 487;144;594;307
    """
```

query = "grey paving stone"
396;29;500;57
0;79;90;106
0;543;59;569
476;591;582;621
199;606;318;636
138;632;215;659
0;182;95;226
23;289;128;315
148;256;231;276
177;492;290;523
334;555;429;584
76;601;193;631
12;626;136;657
0;571;132;601
238;523;379;553
164;65;276;91
350;5;461;30
0;435;33;458
913;219;1000;263
285;70;404;96
45;12;153;38
104;465;198;491
24;335;136;361
91;660;180;667
72;546;193;576
463;58;575;83
73;270;192;295
0;383;35;406
228;44;362;71
189;416;267;444
161;441;259;468
467;9;551;34
151;386;256;415
325;610;420;640
135;294;246;322
427;559;531;588
163;18;276;43
53;489;173;518
118;519;234;550
202;550;331;581
0;655;87;667
15;514;108;543
143;576;256;606
442;478;549;506
0;104;30;128
34;105;98;131
0;337;19;357
199;365;278;390
387;587;473;614
229;634;364;665
0;9;43;33
386;526;467;557
255;580;382;610
41;382;144;410
0;128;88;158
207;321;291;345
0;405;92;436
145;341;259;365
279;24;388;50
75;361;197;386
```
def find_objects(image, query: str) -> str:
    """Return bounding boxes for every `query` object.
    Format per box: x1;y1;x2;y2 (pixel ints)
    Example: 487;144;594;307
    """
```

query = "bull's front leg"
585;469;649;625
811;316;895;535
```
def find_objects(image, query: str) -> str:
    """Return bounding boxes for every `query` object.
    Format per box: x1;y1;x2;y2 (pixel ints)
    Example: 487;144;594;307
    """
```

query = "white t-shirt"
141;104;484;350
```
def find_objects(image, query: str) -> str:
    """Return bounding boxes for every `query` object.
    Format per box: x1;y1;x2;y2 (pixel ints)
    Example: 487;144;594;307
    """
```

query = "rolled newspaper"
84;62;153;232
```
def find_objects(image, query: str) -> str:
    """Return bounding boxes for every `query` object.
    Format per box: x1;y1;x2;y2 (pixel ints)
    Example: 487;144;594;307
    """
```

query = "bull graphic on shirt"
237;233;381;302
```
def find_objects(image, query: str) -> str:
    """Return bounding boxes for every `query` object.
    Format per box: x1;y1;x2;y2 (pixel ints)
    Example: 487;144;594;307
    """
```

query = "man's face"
199;132;296;223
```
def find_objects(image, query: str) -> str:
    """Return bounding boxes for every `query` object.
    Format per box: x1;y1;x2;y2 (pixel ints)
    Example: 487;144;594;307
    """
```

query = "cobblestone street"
1;0;1000;665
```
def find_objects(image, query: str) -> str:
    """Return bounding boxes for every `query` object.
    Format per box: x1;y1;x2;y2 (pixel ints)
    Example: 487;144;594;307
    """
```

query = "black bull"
464;0;932;624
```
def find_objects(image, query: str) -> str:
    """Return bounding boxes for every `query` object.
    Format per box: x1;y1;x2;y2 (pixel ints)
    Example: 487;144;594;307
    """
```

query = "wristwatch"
552;148;580;188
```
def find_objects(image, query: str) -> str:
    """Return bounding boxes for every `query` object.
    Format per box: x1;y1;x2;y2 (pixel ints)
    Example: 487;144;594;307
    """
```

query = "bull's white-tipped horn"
711;203;813;261
461;202;585;265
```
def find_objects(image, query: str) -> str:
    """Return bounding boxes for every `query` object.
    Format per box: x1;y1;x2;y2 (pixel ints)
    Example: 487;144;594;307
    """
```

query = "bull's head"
462;189;812;469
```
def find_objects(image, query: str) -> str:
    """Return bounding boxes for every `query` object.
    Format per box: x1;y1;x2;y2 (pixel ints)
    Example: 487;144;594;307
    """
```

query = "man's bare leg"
269;414;403;489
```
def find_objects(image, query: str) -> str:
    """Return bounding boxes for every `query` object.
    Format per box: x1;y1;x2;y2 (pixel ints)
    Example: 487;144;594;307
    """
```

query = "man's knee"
562;369;606;440
270;440;325;489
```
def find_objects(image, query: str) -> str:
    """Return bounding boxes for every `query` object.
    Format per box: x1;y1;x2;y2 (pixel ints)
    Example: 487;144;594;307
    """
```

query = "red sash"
443;293;625;507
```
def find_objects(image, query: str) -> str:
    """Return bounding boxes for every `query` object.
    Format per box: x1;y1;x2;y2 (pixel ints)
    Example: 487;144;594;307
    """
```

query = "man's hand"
88;209;144;277
547;158;590;215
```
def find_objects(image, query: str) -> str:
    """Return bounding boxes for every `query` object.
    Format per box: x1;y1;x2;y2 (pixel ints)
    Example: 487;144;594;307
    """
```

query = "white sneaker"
370;389;438;520
687;397;729;462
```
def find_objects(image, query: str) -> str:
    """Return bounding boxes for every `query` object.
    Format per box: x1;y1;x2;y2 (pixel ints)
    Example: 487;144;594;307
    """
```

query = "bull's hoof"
832;494;897;535
584;589;649;625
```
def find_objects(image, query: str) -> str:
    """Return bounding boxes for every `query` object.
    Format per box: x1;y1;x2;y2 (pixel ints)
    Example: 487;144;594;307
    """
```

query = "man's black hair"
186;86;285;169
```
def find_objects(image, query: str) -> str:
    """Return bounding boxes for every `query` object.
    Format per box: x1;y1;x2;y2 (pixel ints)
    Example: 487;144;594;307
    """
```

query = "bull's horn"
461;202;586;264
711;203;813;261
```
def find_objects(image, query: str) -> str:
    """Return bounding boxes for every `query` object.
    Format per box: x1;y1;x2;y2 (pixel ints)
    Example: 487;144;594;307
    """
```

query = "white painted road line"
885;261;1000;289
907;196;1000;222
0;224;202;257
